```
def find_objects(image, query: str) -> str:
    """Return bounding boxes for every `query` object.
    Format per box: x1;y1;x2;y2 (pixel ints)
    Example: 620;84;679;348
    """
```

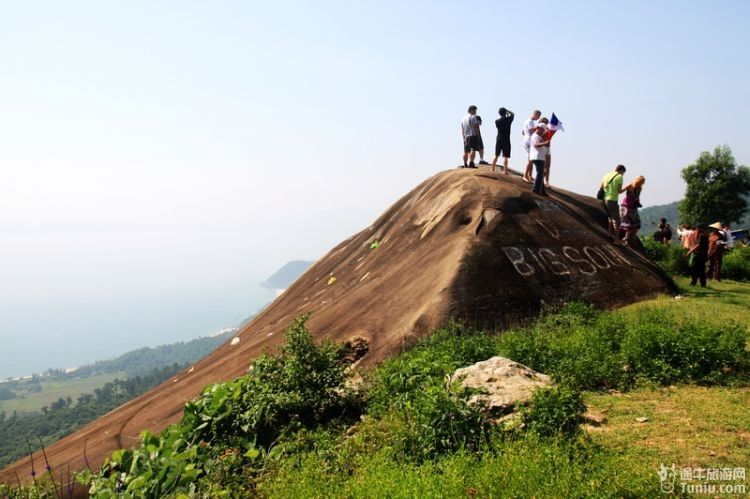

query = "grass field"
0;373;123;416
583;277;750;493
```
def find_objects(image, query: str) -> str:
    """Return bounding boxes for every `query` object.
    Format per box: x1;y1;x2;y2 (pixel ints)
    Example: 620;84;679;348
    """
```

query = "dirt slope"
0;168;675;486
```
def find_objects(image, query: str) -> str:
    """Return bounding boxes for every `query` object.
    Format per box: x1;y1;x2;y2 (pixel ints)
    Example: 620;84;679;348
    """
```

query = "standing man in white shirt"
722;223;734;250
529;124;551;196
522;109;541;182
461;105;481;168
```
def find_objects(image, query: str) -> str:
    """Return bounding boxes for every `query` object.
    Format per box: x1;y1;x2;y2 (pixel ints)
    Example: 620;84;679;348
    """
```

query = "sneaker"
468;162;477;168
478;160;490;165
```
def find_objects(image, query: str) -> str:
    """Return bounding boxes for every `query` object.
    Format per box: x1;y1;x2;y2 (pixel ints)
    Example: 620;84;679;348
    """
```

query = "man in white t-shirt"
461;105;481;168
722;223;734;250
529;124;551;195
522;109;541;182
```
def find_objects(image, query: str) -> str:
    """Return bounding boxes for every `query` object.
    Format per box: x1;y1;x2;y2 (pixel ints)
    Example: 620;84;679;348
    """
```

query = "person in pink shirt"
679;225;697;250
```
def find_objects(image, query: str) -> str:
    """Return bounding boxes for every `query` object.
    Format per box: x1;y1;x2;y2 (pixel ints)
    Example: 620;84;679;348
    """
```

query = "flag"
549;113;564;132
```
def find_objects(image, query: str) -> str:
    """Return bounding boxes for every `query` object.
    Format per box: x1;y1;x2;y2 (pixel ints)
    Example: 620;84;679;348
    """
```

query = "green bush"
365;323;497;460
88;316;360;497
723;246;750;281
641;238;690;276
497;304;749;390
260;435;661;498
365;323;497;417
521;386;586;437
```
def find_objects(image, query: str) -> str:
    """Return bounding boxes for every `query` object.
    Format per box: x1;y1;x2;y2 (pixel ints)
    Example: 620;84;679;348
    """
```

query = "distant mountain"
640;202;680;230
67;331;234;379
641;199;750;229
261;260;314;290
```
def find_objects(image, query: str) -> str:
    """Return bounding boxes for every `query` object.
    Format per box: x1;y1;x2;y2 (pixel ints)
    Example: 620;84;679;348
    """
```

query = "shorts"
523;139;530;154
620;206;641;230
495;136;511;158
603;200;621;226
463;135;482;153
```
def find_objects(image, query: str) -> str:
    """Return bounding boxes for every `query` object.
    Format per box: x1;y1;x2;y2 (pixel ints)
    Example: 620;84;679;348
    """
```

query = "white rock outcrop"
450;357;552;418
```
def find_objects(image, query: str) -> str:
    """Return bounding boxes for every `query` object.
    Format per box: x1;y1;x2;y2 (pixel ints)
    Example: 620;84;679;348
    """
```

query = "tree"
680;146;750;225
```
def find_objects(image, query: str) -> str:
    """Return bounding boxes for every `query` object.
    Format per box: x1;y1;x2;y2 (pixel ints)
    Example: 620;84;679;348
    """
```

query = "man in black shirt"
687;223;709;287
491;107;514;174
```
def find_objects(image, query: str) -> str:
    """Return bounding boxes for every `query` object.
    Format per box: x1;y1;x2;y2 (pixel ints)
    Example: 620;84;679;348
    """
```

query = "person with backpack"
655;218;673;244
598;165;628;244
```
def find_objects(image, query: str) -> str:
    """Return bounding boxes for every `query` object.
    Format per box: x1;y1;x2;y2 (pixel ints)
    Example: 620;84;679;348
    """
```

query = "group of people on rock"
598;164;647;246
460;106;737;289
678;222;734;287
460;106;555;196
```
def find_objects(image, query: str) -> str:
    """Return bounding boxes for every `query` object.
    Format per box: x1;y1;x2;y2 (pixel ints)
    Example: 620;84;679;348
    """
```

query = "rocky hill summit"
0;168;675;485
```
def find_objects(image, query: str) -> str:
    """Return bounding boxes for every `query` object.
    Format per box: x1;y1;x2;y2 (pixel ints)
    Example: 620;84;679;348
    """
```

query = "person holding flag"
539;113;564;188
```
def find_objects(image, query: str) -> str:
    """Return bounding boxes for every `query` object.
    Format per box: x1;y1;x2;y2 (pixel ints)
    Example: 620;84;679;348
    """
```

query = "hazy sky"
1;1;749;377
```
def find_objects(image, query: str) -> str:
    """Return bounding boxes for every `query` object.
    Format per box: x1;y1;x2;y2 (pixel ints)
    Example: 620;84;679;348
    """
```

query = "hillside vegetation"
4;277;748;498
0;333;233;471
640;198;750;229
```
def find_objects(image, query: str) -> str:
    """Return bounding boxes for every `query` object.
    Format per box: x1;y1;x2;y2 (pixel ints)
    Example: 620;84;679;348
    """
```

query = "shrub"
365;323;497;417
365;324;497;460
497;304;749;390
723;246;750;281
641;238;690;276
521;386;586;437
88;316;359;497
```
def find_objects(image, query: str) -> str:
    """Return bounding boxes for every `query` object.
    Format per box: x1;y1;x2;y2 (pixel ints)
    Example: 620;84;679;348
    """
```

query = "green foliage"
260;435;660;498
87;316;359;497
0;364;184;468
366;322;497;417
71;332;232;379
679;145;750;225
723;246;750;281
641;238;691;276
364;324;497;460
521;387;586;437
497;304;750;390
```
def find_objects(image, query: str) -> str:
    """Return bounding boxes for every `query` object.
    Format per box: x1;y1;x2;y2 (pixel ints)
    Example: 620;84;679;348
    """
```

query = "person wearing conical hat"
707;222;726;281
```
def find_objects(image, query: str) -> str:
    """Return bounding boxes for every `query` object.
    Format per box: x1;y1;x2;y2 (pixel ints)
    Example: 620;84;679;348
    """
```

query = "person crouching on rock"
620;175;645;244
599;164;628;245
529;124;551;196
